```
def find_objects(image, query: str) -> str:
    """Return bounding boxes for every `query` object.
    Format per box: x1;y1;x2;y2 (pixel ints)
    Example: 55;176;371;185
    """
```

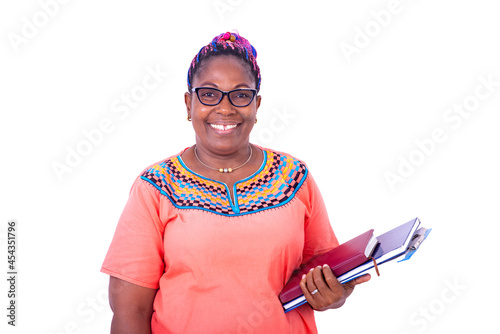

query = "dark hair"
187;31;261;91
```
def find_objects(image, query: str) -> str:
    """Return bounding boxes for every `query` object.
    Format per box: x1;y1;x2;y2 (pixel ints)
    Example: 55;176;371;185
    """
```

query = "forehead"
193;55;255;88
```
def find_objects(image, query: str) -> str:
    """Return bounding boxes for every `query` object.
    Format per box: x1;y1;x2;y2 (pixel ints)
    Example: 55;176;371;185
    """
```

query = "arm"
109;276;158;334
298;173;370;310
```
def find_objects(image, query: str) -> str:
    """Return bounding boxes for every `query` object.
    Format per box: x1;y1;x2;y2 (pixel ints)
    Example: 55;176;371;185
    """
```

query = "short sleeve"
300;172;339;264
101;177;165;289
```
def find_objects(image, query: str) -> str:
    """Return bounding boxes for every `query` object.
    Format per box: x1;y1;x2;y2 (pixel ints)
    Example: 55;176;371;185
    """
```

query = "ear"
254;95;262;122
256;94;262;110
185;92;192;118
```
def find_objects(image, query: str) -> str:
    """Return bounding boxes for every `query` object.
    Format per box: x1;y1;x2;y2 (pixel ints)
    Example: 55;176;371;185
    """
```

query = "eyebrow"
197;81;252;89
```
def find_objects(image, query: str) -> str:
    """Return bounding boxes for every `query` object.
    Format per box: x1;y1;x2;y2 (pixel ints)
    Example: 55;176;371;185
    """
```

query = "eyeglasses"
191;87;257;107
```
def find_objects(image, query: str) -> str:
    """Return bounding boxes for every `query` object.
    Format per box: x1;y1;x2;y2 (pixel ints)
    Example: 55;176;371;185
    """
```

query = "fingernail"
302;274;306;279
323;264;329;268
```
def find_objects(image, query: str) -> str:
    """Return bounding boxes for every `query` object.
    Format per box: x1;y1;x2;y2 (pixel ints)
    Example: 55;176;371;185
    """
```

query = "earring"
254;118;257;124
187;115;191;121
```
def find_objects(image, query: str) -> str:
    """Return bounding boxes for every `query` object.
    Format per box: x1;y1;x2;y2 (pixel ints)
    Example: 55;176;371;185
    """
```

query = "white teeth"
210;124;237;131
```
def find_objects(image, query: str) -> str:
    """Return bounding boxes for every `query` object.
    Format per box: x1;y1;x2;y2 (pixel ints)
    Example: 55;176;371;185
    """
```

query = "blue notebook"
283;217;431;312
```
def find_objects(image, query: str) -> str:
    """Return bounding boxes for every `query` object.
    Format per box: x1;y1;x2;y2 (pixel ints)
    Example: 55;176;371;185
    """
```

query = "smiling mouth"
210;124;238;131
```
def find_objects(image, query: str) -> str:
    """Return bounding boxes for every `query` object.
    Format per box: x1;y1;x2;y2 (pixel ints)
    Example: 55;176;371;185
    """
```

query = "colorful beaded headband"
187;31;261;91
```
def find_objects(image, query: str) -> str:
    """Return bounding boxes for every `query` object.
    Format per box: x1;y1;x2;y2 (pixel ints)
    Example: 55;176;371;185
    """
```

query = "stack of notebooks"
280;217;431;312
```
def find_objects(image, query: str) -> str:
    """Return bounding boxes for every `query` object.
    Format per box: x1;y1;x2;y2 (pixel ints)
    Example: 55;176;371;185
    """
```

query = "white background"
1;0;499;333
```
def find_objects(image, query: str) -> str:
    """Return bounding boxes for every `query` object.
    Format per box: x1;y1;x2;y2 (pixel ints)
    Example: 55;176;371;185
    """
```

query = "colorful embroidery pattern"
141;149;308;216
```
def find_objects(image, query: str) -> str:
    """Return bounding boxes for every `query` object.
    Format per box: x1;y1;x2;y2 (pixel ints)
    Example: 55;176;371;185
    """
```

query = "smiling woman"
101;31;370;334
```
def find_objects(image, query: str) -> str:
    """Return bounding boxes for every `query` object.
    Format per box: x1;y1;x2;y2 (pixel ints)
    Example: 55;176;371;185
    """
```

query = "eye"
197;88;221;102
231;90;253;99
236;93;249;99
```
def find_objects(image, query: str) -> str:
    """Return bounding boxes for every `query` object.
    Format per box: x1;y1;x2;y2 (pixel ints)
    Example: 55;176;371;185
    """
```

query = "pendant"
219;168;233;173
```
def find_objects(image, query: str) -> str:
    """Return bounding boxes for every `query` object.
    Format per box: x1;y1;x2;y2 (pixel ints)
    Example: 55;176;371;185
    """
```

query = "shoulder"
127;149;190;197
254;145;311;195
140;148;188;174
257;146;325;199
256;145;303;160
257;145;309;176
138;148;190;181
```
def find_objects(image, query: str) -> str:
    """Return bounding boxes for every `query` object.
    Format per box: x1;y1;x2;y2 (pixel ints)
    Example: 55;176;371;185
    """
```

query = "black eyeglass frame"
191;87;258;107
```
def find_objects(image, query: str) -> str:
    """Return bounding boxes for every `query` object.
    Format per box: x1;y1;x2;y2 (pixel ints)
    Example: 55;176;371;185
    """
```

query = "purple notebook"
336;217;421;282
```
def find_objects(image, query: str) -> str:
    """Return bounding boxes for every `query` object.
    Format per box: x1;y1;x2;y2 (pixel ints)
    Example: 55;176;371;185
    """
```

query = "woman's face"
185;55;261;156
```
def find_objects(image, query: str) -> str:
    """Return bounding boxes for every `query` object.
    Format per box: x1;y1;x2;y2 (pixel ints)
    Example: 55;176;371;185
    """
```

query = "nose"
216;93;235;115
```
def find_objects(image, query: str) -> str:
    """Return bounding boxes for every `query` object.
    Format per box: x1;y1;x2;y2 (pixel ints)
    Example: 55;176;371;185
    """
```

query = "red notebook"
279;229;378;304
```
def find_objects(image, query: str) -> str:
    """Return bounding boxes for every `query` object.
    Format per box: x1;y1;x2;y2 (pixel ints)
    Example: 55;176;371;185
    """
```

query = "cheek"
191;103;212;119
246;106;258;120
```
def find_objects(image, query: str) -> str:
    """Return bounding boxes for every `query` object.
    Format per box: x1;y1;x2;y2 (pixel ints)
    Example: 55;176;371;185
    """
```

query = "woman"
101;31;370;334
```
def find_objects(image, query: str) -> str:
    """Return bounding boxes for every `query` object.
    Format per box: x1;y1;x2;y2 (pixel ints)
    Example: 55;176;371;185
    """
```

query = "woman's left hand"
299;264;371;311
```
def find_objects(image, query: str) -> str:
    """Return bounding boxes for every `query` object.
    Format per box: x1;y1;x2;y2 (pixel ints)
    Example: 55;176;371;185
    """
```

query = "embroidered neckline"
141;148;308;216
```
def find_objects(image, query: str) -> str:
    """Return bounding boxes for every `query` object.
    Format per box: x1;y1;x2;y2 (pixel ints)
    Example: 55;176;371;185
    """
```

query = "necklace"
194;145;253;173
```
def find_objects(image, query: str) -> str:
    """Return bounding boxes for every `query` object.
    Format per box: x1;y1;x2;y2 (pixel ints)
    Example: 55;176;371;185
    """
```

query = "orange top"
101;148;338;333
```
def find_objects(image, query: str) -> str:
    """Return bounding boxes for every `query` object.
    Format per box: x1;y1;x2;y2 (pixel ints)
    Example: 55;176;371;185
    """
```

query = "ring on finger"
311;289;319;295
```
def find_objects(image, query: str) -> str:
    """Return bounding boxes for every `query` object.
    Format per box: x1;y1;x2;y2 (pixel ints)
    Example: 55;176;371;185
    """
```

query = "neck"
194;143;253;173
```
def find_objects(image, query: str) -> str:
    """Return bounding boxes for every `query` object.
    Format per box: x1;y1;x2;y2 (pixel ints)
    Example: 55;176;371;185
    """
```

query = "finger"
310;266;334;298
300;273;319;309
353;273;371;284
306;267;321;296
321;264;342;292
345;274;372;288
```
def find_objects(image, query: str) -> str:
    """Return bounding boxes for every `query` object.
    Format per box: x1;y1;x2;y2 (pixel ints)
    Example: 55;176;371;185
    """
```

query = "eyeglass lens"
196;88;255;107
